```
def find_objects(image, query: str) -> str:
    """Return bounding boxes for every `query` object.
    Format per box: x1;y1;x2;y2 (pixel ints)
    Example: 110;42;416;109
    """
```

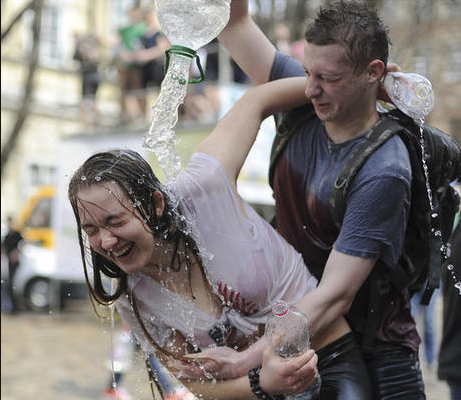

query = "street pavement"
1;299;451;400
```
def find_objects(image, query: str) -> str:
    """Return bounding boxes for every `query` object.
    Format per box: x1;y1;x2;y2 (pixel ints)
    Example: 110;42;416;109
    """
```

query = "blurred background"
1;1;460;399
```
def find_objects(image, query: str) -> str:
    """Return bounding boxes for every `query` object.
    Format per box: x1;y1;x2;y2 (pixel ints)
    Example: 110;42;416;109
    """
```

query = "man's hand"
259;347;318;395
378;62;401;103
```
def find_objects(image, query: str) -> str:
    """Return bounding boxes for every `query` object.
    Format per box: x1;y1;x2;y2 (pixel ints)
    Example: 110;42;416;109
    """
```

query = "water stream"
418;119;460;293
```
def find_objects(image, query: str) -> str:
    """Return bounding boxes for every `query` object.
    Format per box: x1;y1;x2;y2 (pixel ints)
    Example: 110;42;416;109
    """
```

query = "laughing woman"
68;77;371;400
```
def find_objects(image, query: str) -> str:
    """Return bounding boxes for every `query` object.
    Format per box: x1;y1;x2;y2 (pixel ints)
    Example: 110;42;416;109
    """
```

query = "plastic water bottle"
383;72;434;120
265;301;321;399
143;0;231;181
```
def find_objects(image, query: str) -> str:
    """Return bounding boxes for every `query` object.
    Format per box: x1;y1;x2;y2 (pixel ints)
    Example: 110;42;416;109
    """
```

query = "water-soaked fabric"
363;344;425;399
117;153;318;353
316;332;373;400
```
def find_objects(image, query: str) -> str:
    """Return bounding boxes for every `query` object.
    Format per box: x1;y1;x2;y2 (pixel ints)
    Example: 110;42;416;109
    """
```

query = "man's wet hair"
305;0;390;74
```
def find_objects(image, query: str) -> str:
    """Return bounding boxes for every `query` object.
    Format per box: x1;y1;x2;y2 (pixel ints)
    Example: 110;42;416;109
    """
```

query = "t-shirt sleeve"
269;51;305;81
175;152;242;232
334;175;411;269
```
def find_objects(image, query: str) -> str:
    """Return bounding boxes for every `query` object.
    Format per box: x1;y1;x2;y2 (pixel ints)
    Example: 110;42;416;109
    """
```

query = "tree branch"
1;0;43;176
1;1;33;42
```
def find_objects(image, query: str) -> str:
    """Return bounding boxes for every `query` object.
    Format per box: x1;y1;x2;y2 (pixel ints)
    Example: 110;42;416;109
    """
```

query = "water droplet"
95;175;101;181
447;264;454;271
80;175;87;181
454;281;461;295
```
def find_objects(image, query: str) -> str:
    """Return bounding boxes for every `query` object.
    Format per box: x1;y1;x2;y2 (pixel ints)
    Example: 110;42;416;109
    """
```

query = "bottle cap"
272;300;289;317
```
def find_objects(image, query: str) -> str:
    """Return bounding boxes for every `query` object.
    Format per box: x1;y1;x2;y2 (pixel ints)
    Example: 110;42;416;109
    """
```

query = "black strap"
420;194;443;305
361;266;381;354
268;105;316;189
329;116;403;229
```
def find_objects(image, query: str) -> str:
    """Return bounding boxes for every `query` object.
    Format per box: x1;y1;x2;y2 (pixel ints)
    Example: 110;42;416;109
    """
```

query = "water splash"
446;264;461;295
418;118;435;212
143;53;190;181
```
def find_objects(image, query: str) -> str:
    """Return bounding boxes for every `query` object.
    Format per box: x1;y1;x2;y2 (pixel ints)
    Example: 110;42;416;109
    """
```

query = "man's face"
302;42;370;125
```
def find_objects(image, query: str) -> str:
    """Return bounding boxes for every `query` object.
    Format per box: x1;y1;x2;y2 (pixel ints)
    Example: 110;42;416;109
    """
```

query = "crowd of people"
73;5;169;128
72;4;251;130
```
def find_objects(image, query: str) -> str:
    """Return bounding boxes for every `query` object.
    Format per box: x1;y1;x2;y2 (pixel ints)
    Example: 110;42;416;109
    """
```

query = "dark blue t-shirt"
269;52;420;351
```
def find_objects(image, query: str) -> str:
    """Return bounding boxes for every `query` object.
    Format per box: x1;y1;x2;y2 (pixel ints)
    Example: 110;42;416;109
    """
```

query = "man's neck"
325;111;379;144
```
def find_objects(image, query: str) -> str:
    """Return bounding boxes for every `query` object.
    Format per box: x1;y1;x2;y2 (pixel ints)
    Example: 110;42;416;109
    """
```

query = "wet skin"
77;182;165;275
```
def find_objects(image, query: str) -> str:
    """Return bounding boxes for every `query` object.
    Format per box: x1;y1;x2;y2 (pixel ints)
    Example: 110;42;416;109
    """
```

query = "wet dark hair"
68;149;200;306
305;0;390;75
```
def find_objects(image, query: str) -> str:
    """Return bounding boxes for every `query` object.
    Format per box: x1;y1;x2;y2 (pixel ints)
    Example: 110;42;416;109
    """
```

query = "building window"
29;164;56;187
40;4;61;61
23;2;64;67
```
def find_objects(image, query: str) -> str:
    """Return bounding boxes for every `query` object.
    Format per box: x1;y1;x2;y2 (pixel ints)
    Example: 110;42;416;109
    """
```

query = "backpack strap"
328;116;407;353
268;104;317;189
329;116;403;229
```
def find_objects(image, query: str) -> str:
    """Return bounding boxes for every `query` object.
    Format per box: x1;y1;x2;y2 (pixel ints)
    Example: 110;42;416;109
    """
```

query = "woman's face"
76;181;158;275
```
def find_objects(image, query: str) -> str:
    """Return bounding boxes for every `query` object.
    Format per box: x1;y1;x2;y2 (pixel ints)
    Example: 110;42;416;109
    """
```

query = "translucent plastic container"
143;0;231;181
265;301;321;399
384;72;434;120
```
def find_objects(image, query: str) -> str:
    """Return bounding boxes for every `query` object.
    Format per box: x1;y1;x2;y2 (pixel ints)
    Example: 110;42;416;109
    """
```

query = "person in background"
273;22;292;56
1;216;23;314
438;200;461;400
137;8;169;95
73;33;102;127
114;5;147;125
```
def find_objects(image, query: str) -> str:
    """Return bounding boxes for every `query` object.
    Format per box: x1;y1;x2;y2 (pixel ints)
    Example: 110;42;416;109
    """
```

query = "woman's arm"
180;347;318;400
196;77;307;186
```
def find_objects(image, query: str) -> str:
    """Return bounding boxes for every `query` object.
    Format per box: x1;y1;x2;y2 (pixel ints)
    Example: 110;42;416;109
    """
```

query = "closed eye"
82;225;98;236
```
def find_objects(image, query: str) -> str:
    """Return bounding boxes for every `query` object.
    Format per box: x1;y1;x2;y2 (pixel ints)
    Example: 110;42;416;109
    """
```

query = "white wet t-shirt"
116;153;317;353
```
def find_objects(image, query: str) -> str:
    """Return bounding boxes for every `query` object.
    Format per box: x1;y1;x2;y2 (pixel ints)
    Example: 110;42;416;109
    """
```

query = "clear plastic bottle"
383;72;434;120
143;0;231;181
265;301;321;400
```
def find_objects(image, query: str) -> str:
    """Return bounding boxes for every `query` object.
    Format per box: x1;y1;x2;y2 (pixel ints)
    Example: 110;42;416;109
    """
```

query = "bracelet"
248;366;285;400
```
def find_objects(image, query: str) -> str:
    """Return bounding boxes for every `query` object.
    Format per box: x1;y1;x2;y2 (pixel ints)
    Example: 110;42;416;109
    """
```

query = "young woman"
68;77;371;399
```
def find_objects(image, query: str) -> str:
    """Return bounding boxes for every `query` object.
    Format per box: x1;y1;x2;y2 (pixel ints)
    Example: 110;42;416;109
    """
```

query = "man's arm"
196;77;307;186
185;250;375;379
218;0;275;84
295;250;376;340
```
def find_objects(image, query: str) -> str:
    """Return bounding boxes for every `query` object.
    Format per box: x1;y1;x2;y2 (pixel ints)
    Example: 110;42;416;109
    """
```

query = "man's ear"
153;191;165;218
368;59;385;83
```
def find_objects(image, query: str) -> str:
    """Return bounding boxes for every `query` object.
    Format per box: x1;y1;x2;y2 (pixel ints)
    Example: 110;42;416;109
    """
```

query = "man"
1;216;23;314
191;1;424;399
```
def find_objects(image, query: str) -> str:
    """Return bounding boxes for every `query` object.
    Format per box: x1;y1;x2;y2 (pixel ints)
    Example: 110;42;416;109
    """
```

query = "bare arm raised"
218;0;275;84
196;77;307;187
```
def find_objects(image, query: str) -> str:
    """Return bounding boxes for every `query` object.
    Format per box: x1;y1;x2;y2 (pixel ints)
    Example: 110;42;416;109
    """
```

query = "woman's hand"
169;346;248;380
259;346;318;396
